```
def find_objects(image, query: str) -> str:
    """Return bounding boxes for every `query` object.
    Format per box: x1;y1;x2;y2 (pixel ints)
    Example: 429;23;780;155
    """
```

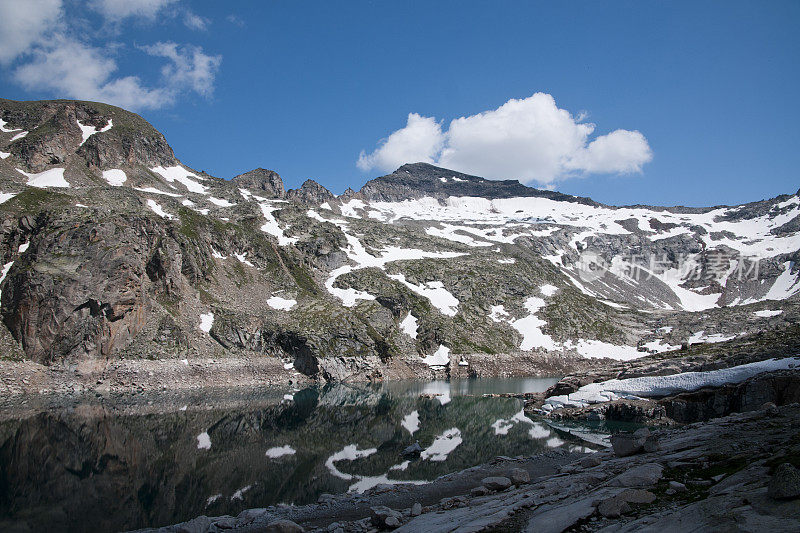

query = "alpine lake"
0;377;641;532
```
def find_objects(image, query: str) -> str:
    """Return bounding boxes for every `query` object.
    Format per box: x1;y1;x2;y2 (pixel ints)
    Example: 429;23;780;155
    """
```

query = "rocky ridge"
0;98;798;387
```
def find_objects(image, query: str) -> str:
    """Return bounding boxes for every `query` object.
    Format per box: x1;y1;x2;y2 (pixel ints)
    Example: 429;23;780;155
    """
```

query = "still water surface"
0;378;614;532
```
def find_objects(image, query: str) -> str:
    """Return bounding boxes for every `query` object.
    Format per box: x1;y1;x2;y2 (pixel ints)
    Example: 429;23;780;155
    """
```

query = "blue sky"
0;1;798;206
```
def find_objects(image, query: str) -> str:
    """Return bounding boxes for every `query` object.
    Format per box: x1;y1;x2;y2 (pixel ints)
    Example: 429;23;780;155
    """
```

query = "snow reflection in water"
0;377;611;533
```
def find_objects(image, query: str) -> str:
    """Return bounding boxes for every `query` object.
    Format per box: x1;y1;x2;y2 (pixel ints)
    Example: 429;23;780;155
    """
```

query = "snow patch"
401;411;420;434
147;199;175;219
492;409;535;436
199;312;214;333
231;485;251;501
16;167;70;188
76;118;112;146
688;330;735;345
765;262;800;300
325;445;377;480
258;201;298;246
389;274;459;316
134;187;182;197
208;196;235;207
641;338;681;353
489;305;509;323
540;284;558;297
267;296;297;310
102;169;127;186
197;432;211;450
420;428;462;461
151;166;208;194
0;261;14;299
399;312;418;338
569;339;643;361
421;345;450;367
233;252;253;266
266;445;296;458
0;118;22;132
754;309;783;318
512;297;559;351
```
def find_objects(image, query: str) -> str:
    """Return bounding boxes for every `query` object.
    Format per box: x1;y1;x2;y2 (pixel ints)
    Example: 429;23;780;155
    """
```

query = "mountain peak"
0;98;176;173
358;162;597;205
285;179;334;204
230;168;285;198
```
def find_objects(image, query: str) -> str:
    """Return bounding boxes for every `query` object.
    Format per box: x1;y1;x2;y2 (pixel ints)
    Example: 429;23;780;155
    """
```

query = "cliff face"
0;98;798;379
230;168;285;198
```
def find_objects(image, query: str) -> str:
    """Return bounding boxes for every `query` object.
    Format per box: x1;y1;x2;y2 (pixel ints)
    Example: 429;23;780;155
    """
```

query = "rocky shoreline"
139;404;800;533
0;351;590;395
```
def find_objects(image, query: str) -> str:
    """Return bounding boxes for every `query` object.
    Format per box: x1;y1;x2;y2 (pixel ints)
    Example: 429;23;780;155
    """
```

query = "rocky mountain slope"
1;98;798;383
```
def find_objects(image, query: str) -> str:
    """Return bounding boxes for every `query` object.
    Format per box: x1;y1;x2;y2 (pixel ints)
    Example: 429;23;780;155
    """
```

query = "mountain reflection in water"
0;377;597;533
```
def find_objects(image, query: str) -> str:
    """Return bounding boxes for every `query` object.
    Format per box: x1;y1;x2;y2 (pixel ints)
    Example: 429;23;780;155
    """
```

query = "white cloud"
183;11;209;31
13;36;220;110
1;0;222;111
566;128;652;174
0;0;63;65
89;0;177;21
357;113;444;171
141;42;222;97
14;36;172;109
358;93;653;185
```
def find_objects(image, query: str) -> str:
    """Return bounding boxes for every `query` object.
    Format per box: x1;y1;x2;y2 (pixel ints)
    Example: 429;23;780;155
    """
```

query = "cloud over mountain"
358;93;653;185
0;0;220;110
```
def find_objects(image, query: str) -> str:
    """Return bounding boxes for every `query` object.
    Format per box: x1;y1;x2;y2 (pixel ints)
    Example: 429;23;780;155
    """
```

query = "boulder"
669;480;687;492
768;463;800;500
611;463;664;487
401;442;423;458
481;476;513;491
598;497;630;518
611;433;646;457
619;488;656;504
597;489;655;518
371;506;403;529
580;455;602;468
643;435;660;453
384;516;401;528
411;502;422;516
508;467;530;485
471;486;490;497
264;520;304;533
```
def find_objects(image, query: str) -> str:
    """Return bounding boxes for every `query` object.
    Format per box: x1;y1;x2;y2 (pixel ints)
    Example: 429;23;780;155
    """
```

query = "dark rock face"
285;179;335;205
768;463;800;500
0;214;195;363
661;370;800;423
358;163;597;204
1;99;176;172
231;168;286;198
